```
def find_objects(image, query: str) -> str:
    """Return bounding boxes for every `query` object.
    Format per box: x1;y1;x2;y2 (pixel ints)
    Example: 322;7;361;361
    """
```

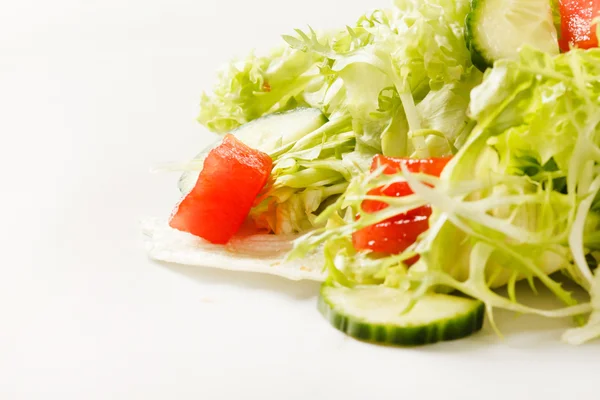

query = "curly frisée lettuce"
281;3;480;157
198;46;325;133
290;47;600;344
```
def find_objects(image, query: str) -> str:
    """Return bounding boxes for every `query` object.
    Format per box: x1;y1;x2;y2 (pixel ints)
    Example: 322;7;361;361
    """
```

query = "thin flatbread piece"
141;218;325;281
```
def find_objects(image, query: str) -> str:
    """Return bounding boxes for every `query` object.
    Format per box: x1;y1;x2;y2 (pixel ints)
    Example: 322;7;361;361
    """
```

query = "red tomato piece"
352;206;432;255
353;155;452;257
362;182;413;213
169;134;273;244
362;155;452;213
559;0;599;51
370;154;452;176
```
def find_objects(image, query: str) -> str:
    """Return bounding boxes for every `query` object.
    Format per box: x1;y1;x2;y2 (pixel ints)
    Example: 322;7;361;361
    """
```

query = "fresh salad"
153;0;600;346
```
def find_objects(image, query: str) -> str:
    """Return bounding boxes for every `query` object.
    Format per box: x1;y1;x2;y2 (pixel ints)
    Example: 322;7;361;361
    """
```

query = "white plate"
2;0;599;399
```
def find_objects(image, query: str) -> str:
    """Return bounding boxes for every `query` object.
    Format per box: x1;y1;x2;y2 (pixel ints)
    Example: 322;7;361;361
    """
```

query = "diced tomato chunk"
352;206;432;255
370;154;452;176
559;0;600;51
352;155;452;257
169;134;273;244
362;155;452;213
362;182;413;213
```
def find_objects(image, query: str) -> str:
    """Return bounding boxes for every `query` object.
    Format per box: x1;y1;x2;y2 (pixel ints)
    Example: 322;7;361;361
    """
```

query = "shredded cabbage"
291;46;600;344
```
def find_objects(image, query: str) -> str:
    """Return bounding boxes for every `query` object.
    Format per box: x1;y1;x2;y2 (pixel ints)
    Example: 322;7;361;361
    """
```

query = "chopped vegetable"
169;134;272;244
318;284;485;346
352;206;432;255
370;155;452;180
558;0;600;51
352;155;451;255
466;0;559;68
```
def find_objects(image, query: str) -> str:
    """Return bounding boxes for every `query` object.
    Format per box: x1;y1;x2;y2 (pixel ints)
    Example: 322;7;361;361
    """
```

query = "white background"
1;0;599;399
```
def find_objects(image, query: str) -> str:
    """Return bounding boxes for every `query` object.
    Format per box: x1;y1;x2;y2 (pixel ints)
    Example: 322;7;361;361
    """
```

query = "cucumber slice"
318;285;484;346
178;108;327;194
233;107;327;153
466;0;559;70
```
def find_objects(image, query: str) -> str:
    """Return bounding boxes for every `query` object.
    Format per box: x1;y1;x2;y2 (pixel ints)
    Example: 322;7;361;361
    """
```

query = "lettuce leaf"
198;46;325;133
284;2;478;158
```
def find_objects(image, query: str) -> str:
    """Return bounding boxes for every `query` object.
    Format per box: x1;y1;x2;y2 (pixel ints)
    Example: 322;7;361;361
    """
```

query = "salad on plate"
144;0;600;346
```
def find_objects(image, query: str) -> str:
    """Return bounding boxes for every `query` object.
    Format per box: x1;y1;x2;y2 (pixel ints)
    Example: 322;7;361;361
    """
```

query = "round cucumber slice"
178;108;327;195
466;0;559;70
318;285;485;346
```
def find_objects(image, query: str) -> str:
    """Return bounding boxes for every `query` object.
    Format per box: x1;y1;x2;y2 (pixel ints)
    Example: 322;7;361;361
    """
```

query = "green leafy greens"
291;46;600;343
198;0;480;234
